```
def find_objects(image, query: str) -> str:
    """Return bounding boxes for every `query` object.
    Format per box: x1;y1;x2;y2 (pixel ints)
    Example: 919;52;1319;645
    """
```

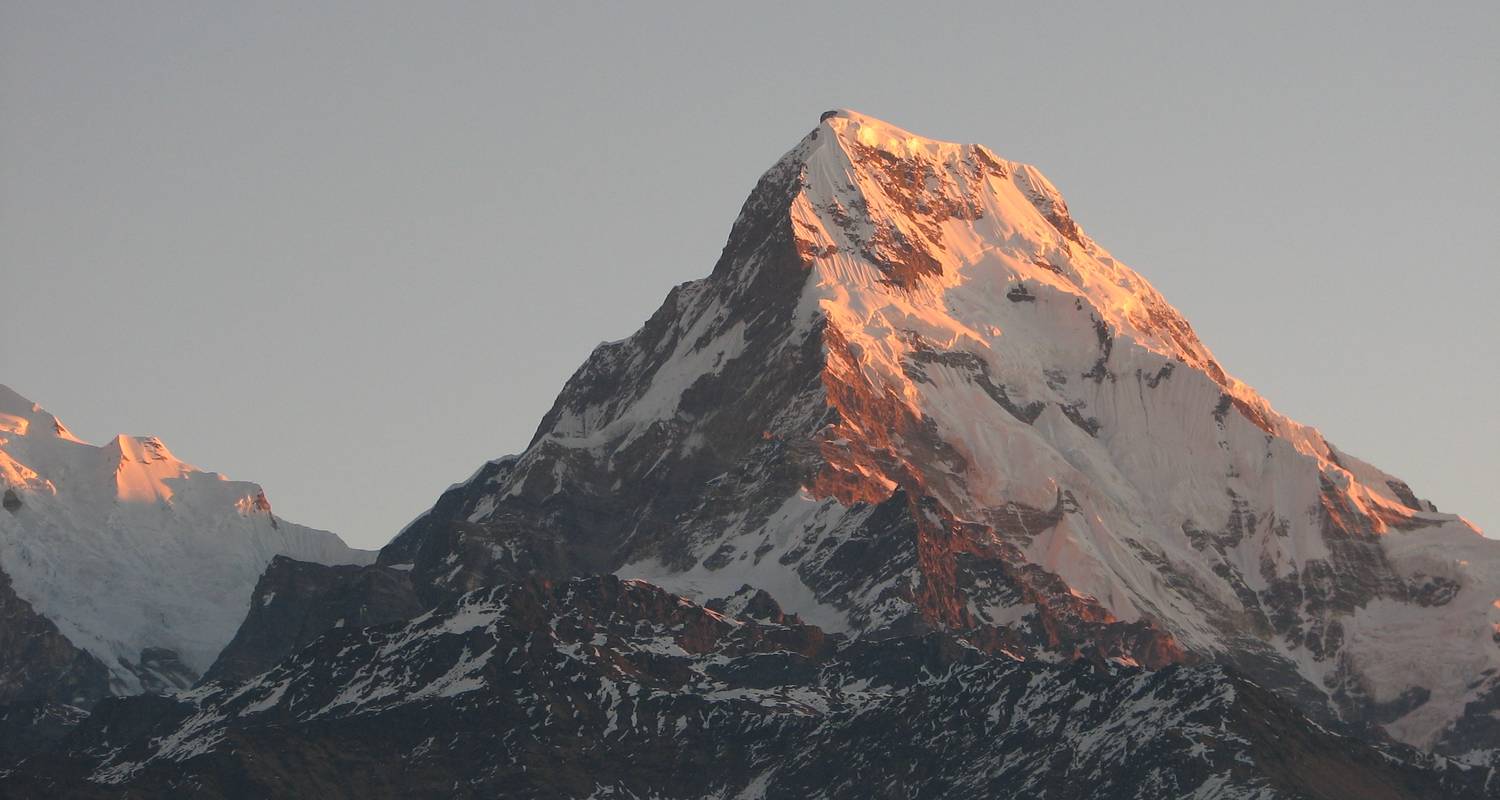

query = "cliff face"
0;563;113;756
0;566;109;708
202;556;425;685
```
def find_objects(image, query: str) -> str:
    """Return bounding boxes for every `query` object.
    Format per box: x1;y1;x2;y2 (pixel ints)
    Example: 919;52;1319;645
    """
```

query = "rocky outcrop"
0;567;110;708
204;556;425;684
0;565;111;756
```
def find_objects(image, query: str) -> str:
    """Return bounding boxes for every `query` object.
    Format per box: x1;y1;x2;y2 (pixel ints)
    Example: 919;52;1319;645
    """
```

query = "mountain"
0;384;374;704
4;109;1495;797
378;110;1498;755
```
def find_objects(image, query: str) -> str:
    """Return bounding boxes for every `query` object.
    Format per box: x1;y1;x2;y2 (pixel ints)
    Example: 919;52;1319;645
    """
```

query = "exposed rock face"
0;566;109;709
0;565;112;756
3;577;1486;799
204;556;425;684
377;111;1499;754
126;647;198;696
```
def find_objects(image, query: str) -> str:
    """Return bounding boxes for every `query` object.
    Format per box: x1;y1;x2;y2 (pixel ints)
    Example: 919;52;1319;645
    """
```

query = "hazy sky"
3;2;1495;549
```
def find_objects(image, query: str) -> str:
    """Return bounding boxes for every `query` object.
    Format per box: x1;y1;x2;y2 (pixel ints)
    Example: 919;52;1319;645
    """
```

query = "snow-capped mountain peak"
801;112;1307;442
382;110;1497;754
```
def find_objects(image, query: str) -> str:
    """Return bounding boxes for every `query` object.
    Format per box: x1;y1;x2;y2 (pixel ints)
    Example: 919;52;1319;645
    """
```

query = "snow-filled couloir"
383;110;1498;755
0;384;374;696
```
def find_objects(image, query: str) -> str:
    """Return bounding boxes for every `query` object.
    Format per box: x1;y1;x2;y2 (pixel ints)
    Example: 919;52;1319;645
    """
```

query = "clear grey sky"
3;2;1495;548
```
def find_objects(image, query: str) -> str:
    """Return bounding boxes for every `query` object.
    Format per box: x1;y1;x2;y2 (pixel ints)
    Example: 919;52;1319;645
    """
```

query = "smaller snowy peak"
2;387;228;508
0;383;375;696
105;433;177;463
101;434;198;503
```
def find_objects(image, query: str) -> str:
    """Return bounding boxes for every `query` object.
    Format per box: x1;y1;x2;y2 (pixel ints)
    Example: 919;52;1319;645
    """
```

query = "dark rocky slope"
0;565;112;756
2;577;1487;799
204;557;425;684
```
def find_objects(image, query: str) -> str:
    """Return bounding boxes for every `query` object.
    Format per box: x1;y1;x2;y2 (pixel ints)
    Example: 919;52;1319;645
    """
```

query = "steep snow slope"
382;110;1497;754
0;384;374;694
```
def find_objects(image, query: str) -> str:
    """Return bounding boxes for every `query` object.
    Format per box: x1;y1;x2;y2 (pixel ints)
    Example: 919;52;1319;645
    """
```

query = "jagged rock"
707;584;805;625
204;556;425;684
126;648;197;695
0;567;110;709
0;565;111;757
